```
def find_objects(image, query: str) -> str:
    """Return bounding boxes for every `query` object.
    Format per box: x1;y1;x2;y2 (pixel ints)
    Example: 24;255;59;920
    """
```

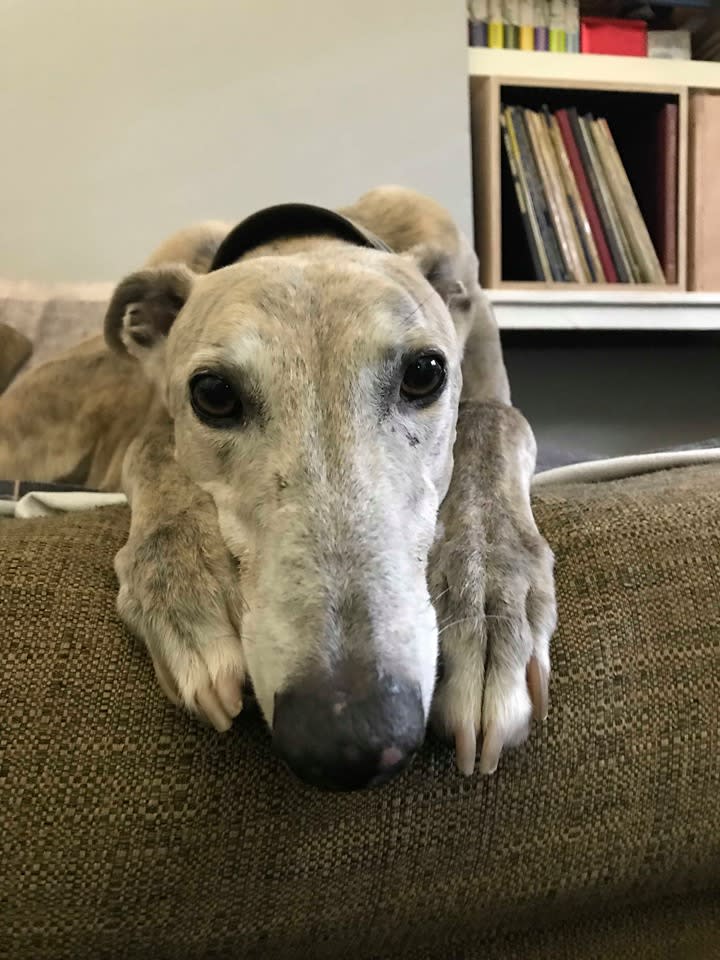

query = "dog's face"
107;242;463;789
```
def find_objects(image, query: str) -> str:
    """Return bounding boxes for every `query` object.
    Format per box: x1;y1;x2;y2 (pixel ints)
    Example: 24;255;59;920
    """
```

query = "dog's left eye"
189;373;242;423
400;353;446;402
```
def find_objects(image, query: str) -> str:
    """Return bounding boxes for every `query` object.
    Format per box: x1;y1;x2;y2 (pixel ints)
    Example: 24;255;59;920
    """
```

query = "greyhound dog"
0;187;555;790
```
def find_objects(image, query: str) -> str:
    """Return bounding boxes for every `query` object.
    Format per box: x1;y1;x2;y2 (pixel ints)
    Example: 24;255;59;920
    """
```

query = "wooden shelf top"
469;48;720;91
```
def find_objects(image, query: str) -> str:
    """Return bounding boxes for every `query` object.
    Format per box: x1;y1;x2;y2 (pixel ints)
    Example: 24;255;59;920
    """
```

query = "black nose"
272;672;425;791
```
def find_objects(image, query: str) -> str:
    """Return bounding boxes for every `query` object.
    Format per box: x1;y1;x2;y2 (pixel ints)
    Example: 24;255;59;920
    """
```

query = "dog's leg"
0;337;153;490
114;413;246;730
429;295;556;776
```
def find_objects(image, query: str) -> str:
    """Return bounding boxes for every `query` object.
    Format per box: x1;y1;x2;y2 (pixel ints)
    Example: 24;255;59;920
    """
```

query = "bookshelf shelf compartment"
470;69;689;292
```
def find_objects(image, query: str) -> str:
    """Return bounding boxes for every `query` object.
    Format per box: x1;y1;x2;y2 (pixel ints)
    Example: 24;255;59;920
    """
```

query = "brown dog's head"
106;205;468;790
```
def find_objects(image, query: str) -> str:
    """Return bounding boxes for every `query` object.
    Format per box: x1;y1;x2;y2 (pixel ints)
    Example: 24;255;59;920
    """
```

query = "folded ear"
104;265;194;365
405;244;471;311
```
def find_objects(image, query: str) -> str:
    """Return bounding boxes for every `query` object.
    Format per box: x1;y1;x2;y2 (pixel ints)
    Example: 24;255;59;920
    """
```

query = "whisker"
436;613;516;634
438;616;475;636
430;586;450;605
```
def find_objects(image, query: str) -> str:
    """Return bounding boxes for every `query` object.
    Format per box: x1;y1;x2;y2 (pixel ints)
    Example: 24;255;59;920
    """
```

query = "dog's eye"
189;373;242;423
400;353;446;402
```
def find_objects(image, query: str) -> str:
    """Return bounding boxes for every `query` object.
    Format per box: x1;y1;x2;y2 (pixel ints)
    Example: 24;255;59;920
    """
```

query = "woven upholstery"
2;466;719;959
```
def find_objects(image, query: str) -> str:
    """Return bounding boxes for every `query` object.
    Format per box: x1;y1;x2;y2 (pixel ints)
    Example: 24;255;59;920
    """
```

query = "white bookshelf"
469;48;720;330
489;289;720;330
469;48;720;91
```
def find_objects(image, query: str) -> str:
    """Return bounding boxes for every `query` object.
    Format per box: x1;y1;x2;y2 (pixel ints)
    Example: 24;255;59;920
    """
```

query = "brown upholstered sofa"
2;464;718;959
1;283;719;958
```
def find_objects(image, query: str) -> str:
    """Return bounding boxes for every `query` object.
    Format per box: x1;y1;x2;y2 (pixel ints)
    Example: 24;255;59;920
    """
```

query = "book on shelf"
506;105;569;280
523;109;570;277
468;0;490;47
556;108;616;282
503;0;520;49
468;0;579;50
567;108;630;281
548;0;566;52
541;105;595;280
501;103;670;284
546;110;603;280
590;117;666;284
578;114;639;282
564;0;580;53
528;109;587;280
656;103;679;285
500;110;551;279
468;0;489;47
519;0;535;51
534;0;549;51
488;0;504;48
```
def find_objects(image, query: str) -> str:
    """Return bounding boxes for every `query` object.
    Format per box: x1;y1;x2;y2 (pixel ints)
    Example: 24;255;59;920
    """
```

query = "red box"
580;17;648;57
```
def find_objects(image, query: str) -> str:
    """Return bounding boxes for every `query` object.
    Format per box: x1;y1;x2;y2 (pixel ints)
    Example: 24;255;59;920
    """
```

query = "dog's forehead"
177;249;452;348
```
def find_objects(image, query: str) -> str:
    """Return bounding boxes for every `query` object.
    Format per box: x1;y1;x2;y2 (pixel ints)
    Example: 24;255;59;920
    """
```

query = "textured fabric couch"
2;464;719;959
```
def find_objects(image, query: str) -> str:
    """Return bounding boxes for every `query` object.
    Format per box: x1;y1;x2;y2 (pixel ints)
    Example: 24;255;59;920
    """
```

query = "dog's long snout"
272;671;425;791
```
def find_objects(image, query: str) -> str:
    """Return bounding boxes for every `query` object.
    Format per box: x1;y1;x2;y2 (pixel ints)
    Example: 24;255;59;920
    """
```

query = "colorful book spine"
468;20;487;47
518;0;535;51
525;108;576;279
510;106;568;281
586;117;641;283
533;0;549;51
542;105;593;282
525;110;585;282
593;118;666;284
488;0;504;48
579;114;637;282
567;109;628;281
564;0;580;52
503;0;520;49
467;0;489;46
500;108;550;280
587;119;641;282
548;0;566;52
556;108;617;282
549;113;605;282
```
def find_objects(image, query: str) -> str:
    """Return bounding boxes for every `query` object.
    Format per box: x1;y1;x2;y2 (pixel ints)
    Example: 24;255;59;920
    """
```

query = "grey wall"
0;0;471;282
8;5;712;459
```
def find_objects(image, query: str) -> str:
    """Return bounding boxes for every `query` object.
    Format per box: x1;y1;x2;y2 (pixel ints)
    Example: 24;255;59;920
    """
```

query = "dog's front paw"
429;510;556;776
114;515;246;733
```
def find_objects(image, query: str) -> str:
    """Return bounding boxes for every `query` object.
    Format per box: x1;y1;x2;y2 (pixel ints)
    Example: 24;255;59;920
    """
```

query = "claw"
195;683;232;733
479;723;503;776
215;670;244;719
455;722;478;776
152;656;181;706
526;655;549;722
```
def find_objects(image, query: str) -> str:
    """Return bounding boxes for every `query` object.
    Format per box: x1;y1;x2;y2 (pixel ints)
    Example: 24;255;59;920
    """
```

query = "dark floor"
502;331;720;467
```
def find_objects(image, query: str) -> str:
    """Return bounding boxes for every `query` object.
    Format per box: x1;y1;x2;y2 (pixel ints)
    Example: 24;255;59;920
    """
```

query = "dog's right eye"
189;373;242;424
